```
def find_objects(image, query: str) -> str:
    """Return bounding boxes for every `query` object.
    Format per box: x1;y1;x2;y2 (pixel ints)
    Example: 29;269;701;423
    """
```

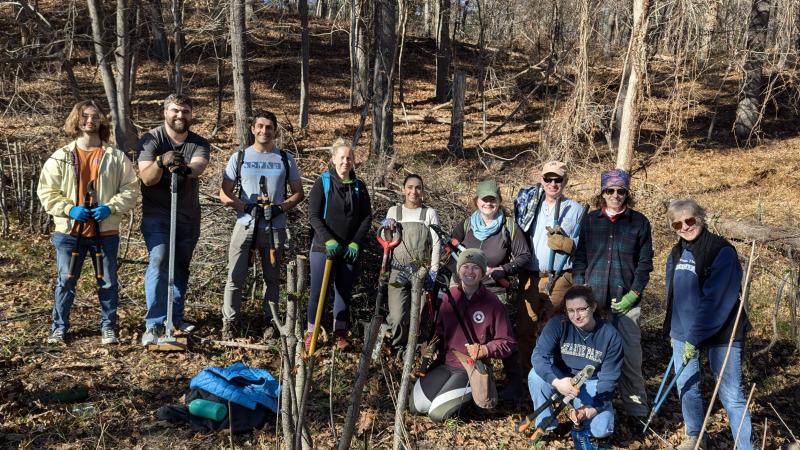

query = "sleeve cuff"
63;204;74;216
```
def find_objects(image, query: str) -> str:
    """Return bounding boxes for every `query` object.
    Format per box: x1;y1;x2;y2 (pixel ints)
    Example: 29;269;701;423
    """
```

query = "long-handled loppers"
516;364;596;443
641;357;687;433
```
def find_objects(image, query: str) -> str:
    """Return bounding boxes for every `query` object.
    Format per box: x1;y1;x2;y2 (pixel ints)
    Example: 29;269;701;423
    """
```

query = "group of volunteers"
37;96;753;449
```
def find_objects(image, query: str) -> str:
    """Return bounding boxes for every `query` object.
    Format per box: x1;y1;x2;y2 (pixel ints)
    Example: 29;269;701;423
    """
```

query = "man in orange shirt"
37;100;138;345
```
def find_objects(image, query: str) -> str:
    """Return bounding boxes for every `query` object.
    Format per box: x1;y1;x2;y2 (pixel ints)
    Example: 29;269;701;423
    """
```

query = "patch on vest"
472;311;485;324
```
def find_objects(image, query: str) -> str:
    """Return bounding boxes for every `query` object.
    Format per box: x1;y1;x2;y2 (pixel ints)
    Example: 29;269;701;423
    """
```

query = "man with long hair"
37;100;138;345
136;93;210;345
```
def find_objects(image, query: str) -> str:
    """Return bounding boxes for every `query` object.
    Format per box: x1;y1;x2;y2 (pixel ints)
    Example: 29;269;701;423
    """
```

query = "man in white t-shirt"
219;111;304;340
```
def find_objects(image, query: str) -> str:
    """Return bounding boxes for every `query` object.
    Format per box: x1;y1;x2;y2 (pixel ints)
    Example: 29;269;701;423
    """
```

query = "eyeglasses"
543;177;564;184
671;217;697;231
602;187;628;196
566;306;591;316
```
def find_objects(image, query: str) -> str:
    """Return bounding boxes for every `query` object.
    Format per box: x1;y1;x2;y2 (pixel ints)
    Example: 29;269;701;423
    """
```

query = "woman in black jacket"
306;138;372;350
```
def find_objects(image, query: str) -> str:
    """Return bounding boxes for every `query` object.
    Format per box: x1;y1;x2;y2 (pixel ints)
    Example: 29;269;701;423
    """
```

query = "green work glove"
344;242;359;263
610;290;638;314
324;239;341;258
682;341;699;366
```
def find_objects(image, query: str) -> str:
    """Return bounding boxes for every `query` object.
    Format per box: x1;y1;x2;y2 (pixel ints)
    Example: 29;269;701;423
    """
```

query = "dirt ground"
2;4;800;450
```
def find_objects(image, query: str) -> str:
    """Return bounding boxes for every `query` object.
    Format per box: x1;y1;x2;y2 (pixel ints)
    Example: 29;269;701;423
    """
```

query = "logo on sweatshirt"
473;311;485;324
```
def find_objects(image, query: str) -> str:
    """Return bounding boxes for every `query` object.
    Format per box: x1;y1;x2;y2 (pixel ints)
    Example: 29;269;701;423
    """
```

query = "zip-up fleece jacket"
37;141;139;234
308;166;372;248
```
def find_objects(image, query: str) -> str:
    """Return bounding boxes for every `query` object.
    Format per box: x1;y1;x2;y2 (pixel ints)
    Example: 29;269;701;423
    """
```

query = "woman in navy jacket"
664;199;752;450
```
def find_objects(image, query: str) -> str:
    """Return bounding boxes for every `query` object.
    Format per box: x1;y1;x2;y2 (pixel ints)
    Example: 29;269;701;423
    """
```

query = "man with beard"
136;93;210;346
218;111;304;340
37;100;138;345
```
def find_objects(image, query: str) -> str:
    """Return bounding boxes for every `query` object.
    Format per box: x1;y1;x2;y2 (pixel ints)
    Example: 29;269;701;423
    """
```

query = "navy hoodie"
532;316;623;408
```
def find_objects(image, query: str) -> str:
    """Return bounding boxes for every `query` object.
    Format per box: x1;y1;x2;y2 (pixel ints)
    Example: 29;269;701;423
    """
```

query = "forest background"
1;0;800;448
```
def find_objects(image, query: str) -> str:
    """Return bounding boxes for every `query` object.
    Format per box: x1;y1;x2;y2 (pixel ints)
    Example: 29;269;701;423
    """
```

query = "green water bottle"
188;399;228;421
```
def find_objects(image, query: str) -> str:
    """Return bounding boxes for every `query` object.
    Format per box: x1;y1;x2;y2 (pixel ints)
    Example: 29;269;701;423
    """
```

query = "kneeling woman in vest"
380;174;442;356
306;138;372;350
528;285;623;442
665;199;752;450
451;179;531;401
410;249;515;422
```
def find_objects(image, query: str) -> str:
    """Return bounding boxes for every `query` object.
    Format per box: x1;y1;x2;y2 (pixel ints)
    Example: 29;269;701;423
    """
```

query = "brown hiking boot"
334;329;348;351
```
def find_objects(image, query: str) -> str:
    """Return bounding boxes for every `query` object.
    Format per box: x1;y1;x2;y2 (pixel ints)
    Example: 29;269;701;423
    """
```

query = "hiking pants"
516;270;572;372
671;339;753;450
51;232;119;333
528;368;615;438
141;216;200;329
410;364;472;423
609;306;650;417
307;250;358;332
222;223;286;324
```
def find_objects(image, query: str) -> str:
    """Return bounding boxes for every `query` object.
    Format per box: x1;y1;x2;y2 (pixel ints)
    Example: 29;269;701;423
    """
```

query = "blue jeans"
527;368;615;438
671;339;752;450
51;232;119;332
141;216;199;329
307;250;358;332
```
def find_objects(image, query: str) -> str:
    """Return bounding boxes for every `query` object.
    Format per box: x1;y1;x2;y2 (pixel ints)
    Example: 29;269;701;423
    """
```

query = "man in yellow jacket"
37;100;138;345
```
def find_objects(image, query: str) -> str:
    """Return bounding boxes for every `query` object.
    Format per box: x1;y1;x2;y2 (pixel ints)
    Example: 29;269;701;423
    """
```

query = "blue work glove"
344;242;359;263
68;205;91;222
424;270;437;290
682;341;699;365
324;239;341;258
91;204;111;222
611;291;638;314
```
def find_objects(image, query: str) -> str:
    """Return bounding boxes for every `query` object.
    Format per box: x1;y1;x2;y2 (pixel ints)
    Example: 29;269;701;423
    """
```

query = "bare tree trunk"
245;0;254;22
392;269;426;450
434;0;451;103
370;0;396;156
349;0;369;108
447;71;465;156
172;0;184;93
299;0;310;129
86;0;123;149
397;0;409;105
476;0;486;135
423;0;431;36
616;0;651;172
230;0;253;147
734;0;772;144
698;0;720;64
147;0;169;61
115;0;134;152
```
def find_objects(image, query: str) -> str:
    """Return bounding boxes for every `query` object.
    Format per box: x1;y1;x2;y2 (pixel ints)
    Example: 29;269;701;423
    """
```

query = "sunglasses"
671;217;697;231
603;187;628;196
543;177;564;184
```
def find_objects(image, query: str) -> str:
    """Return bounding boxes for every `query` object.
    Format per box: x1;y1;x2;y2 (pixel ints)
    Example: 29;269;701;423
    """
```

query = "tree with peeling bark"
734;0;772;145
615;0;651;172
230;0;253;147
371;0;396;157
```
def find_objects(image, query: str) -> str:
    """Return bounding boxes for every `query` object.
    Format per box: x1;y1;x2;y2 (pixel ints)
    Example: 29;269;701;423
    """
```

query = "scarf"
470;210;504;241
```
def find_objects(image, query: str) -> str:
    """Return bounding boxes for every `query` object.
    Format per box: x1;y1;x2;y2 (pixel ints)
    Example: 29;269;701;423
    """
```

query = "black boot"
499;350;526;407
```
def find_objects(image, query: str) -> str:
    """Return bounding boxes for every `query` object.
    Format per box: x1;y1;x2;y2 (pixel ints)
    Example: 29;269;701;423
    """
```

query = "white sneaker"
141;327;159;346
101;328;119;345
176;322;196;333
47;329;65;345
676;435;707;450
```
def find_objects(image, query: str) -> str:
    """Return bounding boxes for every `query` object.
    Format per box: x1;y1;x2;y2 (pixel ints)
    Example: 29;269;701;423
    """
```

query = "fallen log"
710;217;800;252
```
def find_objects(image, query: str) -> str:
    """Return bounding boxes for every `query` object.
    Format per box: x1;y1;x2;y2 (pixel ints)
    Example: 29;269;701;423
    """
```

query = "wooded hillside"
1;0;800;448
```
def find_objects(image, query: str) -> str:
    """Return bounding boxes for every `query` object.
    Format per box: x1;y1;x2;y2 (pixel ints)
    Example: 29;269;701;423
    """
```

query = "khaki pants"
515;270;572;372
222;223;286;323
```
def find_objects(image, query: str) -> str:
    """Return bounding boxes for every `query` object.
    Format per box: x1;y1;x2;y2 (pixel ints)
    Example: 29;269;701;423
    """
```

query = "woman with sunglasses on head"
450;179;531;402
664;199;752;450
572;169;653;421
528;285;622;448
379;174;442;357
